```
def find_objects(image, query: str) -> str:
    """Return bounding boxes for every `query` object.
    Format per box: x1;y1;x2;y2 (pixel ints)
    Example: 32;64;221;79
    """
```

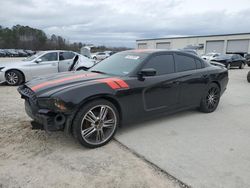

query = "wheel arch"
67;94;123;134
5;69;26;83
210;80;221;92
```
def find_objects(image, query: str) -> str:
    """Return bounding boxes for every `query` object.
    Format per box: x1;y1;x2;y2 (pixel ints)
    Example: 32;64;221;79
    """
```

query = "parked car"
4;49;19;57
0;49;6;57
16;49;28;57
92;52;110;60
202;53;220;61
211;54;247;69
18;50;228;148
0;50;94;86
179;49;198;56
25;50;36;56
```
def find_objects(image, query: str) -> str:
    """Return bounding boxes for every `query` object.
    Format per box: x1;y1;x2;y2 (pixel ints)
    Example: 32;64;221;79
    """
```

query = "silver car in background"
0;50;94;86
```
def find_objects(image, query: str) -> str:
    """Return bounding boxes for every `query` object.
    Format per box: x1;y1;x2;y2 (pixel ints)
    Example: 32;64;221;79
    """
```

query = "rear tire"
247;71;250;83
5;70;24;86
199;83;221;113
239;63;245;69
72;99;119;148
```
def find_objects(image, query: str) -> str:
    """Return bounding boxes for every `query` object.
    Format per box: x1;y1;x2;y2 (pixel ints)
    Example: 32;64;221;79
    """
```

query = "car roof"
42;50;75;53
124;49;199;57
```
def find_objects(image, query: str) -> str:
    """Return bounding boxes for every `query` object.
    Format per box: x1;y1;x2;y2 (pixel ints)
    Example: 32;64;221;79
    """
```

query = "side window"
40;52;58;62
143;54;175;75
59;52;75;60
232;55;238;60
195;59;203;69
237;55;242;59
175;54;196;72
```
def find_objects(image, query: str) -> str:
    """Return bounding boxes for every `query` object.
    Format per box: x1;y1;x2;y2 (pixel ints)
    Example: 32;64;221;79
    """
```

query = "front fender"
54;83;123;134
52;83;119;111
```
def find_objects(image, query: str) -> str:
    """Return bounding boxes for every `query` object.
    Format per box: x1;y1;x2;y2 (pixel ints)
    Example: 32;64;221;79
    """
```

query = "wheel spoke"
103;119;115;128
85;110;97;123
99;106;108;120
82;126;96;138
96;129;105;142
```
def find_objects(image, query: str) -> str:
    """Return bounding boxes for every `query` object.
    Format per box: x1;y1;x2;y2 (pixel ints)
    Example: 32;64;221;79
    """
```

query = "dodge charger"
18;50;229;148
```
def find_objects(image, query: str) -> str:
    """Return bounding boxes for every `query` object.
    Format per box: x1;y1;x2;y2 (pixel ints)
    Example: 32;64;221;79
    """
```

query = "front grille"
18;86;37;103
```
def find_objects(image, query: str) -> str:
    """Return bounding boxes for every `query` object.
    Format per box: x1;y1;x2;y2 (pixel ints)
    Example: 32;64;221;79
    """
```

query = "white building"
136;33;250;55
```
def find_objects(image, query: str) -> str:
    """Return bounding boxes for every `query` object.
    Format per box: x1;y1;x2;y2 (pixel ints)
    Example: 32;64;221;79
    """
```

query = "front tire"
72;99;119;148
199;83;221;113
5;70;24;86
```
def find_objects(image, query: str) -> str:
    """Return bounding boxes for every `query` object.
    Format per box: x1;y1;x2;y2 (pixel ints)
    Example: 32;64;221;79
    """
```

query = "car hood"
0;61;25;67
23;71;109;97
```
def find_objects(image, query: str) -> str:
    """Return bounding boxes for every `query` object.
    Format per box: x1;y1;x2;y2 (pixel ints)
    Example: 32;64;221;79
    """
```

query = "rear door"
58;52;76;72
140;53;181;111
29;52;58;78
174;53;207;107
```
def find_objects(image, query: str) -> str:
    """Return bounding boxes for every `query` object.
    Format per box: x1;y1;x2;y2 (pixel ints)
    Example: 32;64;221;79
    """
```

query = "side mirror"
35;58;42;63
138;68;156;80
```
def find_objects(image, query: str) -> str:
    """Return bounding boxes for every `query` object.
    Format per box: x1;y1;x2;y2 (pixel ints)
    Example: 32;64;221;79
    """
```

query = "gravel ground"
0;60;180;188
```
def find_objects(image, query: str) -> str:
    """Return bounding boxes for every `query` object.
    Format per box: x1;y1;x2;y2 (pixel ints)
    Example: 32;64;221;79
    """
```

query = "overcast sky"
0;0;250;47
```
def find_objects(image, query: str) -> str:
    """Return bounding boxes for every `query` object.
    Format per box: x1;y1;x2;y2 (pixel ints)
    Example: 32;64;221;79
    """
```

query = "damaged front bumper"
18;85;68;132
25;100;66;132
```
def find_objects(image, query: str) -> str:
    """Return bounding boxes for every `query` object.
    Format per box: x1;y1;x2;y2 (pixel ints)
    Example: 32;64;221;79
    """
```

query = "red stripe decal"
113;79;129;88
97;78;129;89
31;73;97;91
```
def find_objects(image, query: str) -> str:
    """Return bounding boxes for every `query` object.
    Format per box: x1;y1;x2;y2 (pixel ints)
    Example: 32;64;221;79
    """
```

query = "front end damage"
18;85;68;132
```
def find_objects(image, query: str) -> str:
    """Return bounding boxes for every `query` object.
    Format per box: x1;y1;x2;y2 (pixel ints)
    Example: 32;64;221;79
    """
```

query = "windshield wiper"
90;70;107;74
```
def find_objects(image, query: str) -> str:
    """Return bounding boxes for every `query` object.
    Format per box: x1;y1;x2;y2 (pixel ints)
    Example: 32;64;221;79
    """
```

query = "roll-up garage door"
156;42;171;49
205;41;224;53
138;43;147;49
226;40;249;53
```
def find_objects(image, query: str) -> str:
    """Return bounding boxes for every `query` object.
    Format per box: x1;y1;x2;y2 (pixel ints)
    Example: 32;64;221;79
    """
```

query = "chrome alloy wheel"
6;72;18;85
80;105;117;145
206;87;219;109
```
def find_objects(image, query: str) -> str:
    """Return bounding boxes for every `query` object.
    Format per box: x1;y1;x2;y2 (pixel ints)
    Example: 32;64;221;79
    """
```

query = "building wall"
136;33;250;55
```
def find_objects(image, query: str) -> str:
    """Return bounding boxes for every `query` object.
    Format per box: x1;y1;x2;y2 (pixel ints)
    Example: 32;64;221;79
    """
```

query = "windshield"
89;52;148;76
23;51;44;61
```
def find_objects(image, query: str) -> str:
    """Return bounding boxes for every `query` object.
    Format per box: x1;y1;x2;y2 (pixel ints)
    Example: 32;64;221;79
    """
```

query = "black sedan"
211;54;247;69
18;50;229;148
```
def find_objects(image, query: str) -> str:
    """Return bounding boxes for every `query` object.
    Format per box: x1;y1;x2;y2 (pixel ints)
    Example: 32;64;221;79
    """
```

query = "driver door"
29;52;59;79
140;53;181;111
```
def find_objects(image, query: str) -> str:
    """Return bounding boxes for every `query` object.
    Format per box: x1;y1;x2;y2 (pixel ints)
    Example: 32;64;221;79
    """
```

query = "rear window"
175;54;196;72
59;52;75;60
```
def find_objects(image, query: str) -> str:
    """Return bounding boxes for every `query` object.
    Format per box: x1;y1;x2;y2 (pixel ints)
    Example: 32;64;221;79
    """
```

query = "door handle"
163;81;180;86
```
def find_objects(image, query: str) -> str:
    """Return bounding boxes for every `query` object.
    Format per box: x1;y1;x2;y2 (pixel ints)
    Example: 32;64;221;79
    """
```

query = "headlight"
37;98;68;112
0;67;5;71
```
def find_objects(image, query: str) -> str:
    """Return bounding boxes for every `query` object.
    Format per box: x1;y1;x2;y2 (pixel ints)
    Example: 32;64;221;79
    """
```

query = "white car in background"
92;52;110;60
0;50;94;86
201;52;221;61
